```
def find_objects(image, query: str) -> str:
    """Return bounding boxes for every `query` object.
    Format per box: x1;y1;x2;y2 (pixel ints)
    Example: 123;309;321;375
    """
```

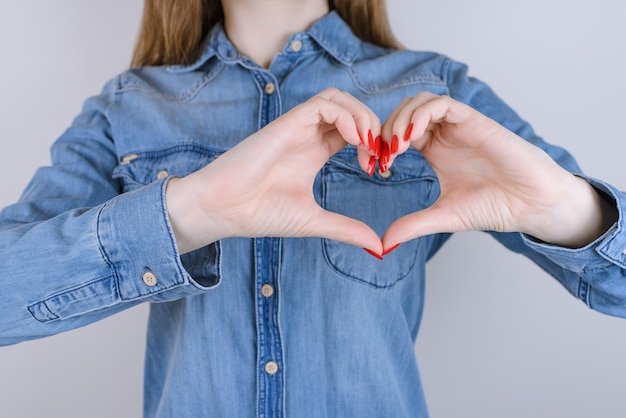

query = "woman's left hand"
379;92;617;252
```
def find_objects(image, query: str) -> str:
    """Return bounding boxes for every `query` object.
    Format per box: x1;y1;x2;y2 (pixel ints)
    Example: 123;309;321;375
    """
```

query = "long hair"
131;0;401;68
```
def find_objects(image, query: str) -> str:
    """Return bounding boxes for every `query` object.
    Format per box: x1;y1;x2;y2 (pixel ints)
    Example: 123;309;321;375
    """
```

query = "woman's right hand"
165;88;383;255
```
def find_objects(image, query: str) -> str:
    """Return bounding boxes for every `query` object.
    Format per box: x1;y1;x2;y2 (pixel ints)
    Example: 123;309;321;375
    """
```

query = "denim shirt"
1;11;626;418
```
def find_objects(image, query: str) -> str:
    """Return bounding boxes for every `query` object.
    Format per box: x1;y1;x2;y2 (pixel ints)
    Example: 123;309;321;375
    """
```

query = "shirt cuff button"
142;271;158;287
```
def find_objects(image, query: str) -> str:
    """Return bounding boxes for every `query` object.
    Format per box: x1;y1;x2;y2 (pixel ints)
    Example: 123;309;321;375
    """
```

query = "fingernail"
358;131;365;145
404;123;414;142
368;130;375;151
363;248;384;260
375;135;382;158
391;135;399;154
379;140;390;173
367;155;376;176
382;243;401;256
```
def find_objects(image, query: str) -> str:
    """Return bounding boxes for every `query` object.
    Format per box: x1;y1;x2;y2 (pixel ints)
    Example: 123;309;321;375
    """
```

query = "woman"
0;0;624;417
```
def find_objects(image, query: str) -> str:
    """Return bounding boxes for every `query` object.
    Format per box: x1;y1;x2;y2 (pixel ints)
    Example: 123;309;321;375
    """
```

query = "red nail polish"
363;248;384;260
367;156;376;176
368;130;375;151
358;131;365;145
375;135;382;158
391;135;399;154
379;140;390;173
404;123;414;142
382;243;401;256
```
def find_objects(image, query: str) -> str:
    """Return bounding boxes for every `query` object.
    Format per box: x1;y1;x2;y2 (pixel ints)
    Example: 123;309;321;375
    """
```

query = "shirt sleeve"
445;58;626;318
0;78;220;346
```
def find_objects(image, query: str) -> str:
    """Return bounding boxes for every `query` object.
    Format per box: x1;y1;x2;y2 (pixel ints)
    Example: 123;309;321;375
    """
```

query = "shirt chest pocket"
320;149;439;288
112;145;220;192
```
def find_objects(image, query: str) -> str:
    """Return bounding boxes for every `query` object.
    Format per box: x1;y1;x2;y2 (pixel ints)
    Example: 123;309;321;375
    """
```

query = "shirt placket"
252;68;285;418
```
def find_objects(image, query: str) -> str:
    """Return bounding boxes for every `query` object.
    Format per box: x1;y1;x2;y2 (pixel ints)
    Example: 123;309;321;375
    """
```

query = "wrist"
526;176;617;248
164;176;225;254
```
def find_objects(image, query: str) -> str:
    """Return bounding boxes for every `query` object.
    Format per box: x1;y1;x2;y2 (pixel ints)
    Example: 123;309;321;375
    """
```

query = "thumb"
382;205;459;249
307;209;383;255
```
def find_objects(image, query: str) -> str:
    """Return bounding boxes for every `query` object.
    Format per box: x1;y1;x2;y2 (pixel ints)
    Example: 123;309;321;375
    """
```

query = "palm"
382;93;581;248
170;89;384;254
427;123;563;232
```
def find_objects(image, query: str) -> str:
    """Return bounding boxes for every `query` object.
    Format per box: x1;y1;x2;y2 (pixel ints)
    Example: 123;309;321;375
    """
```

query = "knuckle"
319;87;341;98
415;91;435;100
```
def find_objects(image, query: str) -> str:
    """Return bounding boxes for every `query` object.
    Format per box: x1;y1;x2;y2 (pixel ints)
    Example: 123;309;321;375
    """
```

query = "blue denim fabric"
1;11;625;418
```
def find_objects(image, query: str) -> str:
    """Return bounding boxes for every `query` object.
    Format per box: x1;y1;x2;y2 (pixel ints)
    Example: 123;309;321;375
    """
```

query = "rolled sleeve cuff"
96;177;221;302
521;175;626;271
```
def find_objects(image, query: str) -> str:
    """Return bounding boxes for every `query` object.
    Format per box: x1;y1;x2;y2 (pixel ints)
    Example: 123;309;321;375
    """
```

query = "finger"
390;92;442;149
381;204;463;248
382;97;412;139
379;93;444;173
377;97;413;173
358;149;378;177
382;96;412;153
312;94;378;174
306;208;383;254
317;88;382;159
402;94;481;152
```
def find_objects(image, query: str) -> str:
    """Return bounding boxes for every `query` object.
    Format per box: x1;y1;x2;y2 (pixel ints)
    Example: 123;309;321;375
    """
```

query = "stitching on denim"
327;161;437;186
95;203;117;273
578;279;590;305
306;28;356;65
329;148;437;184
158;178;192;288
118;143;223;161
27;274;118;323
348;57;447;95
115;60;225;103
102;75;122;144
320;165;424;289
321;236;420;290
95;202;121;297
26;299;58;323
213;240;222;289
350;71;447;95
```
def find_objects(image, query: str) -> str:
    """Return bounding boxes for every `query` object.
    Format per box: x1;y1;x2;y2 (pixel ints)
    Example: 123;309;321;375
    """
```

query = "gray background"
0;1;625;417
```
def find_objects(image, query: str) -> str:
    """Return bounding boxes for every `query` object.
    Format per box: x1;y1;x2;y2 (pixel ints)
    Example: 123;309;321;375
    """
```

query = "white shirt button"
265;361;279;375
622;248;626;255
290;39;303;52
261;284;275;298
264;83;276;95
157;170;169;180
142;271;158;287
377;168;392;179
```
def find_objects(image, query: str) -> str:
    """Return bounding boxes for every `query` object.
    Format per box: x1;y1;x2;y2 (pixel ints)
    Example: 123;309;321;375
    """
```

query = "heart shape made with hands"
301;89;582;258
233;90;493;259
181;89;579;260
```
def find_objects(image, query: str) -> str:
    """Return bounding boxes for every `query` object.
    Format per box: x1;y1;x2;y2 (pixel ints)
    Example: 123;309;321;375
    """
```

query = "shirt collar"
305;10;361;65
167;11;361;73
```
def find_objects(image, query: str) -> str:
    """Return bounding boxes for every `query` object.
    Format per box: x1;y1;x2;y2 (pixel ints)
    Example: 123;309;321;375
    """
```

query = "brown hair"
131;0;401;68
